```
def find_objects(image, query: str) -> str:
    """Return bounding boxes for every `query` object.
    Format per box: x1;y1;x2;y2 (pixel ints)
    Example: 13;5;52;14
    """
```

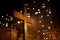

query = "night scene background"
0;0;60;40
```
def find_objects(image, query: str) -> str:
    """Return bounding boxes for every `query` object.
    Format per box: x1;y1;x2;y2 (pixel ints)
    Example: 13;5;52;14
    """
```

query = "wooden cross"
13;4;33;40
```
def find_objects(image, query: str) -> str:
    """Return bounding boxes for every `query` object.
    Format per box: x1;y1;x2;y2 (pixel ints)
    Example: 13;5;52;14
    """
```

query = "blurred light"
38;9;40;11
39;11;41;13
41;15;43;18
5;18;8;20
49;34;51;37
43;33;45;35
21;21;23;23
6;23;8;27
8;19;10;21
38;30;40;32
48;26;51;29
20;11;22;13
35;12;38;15
6;14;8;16
47;14;49;17
18;21;21;24
27;7;30;10
48;0;50;2
27;13;30;18
33;8;35;10
46;9;48;12
42;25;44;27
50;21;53;23
42;3;46;8
27;16;30;18
2;16;4;18
43;38;45;39
46;38;48;39
49;11;51;14
25;4;28;6
33;1;36;4
39;20;42;23
3;24;5;25
10;17;13;21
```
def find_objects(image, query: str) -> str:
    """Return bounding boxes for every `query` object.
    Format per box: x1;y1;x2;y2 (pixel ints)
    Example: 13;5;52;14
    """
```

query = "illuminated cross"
13;4;33;40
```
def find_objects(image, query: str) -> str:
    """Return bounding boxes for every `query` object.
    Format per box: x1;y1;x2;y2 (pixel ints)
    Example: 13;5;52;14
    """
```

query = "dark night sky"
0;0;60;27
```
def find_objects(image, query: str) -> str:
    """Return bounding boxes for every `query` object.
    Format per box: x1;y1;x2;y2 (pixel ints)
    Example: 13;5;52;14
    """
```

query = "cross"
13;4;34;40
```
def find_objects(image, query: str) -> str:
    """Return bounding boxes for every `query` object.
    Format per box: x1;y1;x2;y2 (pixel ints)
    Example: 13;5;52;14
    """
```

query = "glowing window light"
39;20;42;23
5;18;8;20
27;16;30;18
46;9;48;12
10;17;13;21
41;15;43;18
48;0;50;2
8;19;9;21
20;11;22;13
48;26;51;29
47;14;49;17
2;16;4;18
49;11;51;14
50;21;53;24
3;24;5;25
33;8;35;10
38;30;40;32
27;7;30;10
27;13;30;18
35;12;38;15
39;11;41;13
6;23;8;27
18;21;21;24
25;4;28;6
43;33;45;35
43;38;45;39
42;3;46;8
6;14;8;16
38;9;40;11
33;1;36;3
46;38;48;39
42;25;44;27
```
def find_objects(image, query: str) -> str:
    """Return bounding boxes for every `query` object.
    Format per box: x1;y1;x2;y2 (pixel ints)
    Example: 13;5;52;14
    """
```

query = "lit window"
48;0;50;2
38;9;40;11
38;30;40;32
42;25;44;27
8;19;9;21
27;16;30;18
39;20;42;23
5;18;8;20
42;3;46;8
33;8;35;10
2;16;4;18
50;21;53;23
10;17;13;21
21;21;23;23
6;14;8;16
27;7;30;10
18;21;20;24
3;24;5;25
46;9;48;12
43;38;45;39
27;13;30;18
39;11;41;13
47;14;49;17
20;11;22;13
48;26;51;29
49;11;51;14
33;1;36;4
35;12;38;15
6;23;8;27
25;4;28;6
43;33;45;35
49;34;51;37
41;15;43;18
46;38;48;39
